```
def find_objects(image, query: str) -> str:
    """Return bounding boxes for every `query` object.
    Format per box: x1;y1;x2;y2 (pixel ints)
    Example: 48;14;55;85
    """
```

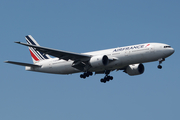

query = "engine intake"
89;55;109;68
125;63;145;76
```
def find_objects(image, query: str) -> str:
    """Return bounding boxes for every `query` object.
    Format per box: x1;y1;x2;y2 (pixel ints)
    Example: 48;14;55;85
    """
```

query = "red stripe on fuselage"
29;50;39;61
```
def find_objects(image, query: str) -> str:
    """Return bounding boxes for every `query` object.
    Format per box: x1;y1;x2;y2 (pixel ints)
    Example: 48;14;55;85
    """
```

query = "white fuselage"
26;43;174;74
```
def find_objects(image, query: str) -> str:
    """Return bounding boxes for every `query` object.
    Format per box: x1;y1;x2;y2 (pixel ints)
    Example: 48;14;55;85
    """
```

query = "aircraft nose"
171;48;175;54
169;48;175;56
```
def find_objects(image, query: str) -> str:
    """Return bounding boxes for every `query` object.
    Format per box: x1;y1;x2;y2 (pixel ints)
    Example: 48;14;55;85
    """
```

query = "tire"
158;65;162;69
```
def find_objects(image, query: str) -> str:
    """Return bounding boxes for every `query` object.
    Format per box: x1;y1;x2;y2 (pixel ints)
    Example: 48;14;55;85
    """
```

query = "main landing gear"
100;70;113;83
80;72;93;79
157;58;165;69
100;75;113;83
80;70;113;83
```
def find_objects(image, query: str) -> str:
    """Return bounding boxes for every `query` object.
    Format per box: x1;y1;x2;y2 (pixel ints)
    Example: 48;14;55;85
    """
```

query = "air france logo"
145;44;150;48
113;44;150;52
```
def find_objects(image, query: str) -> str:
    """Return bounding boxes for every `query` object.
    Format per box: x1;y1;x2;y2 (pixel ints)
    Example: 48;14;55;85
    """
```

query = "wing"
15;42;91;61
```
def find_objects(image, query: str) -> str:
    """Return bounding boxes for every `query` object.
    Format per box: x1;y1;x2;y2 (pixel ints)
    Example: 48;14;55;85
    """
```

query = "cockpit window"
164;46;171;48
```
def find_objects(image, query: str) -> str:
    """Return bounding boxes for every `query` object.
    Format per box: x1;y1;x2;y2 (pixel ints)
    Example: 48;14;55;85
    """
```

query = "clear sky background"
1;0;179;120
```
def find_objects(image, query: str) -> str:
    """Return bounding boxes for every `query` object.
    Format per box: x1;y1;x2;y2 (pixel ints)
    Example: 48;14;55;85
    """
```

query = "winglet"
15;41;21;44
15;41;26;45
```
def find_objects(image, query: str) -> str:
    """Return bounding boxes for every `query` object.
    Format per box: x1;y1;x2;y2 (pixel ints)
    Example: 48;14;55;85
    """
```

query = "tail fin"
25;35;51;63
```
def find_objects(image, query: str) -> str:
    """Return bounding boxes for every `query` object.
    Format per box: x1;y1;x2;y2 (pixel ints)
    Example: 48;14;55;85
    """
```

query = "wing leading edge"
15;41;91;61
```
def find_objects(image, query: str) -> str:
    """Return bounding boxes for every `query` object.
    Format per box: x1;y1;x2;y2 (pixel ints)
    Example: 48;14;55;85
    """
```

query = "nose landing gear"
157;58;165;69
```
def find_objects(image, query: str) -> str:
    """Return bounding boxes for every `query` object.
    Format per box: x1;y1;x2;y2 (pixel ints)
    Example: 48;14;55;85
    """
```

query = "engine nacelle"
89;55;109;68
125;63;145;76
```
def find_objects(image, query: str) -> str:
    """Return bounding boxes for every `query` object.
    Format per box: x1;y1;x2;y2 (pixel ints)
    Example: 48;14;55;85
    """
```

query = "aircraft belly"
32;61;79;74
51;61;80;74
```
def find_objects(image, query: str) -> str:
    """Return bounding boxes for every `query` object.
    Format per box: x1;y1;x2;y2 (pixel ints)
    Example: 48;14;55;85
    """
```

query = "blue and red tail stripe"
25;35;50;62
29;49;40;61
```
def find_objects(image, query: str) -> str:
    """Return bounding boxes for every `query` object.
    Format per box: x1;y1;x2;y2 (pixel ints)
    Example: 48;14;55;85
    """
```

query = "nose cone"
170;48;175;55
166;48;175;57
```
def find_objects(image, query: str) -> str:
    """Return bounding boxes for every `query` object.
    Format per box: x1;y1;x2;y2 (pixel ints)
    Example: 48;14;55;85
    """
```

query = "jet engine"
125;63;145;76
89;55;109;68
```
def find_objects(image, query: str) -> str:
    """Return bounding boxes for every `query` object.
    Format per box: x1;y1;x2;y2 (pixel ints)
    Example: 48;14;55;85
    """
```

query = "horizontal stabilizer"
5;61;41;67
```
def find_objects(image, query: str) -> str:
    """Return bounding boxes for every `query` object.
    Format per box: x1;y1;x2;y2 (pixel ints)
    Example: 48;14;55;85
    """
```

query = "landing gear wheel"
100;75;113;83
80;74;86;79
158;65;162;69
110;76;113;80
100;70;114;83
100;79;106;83
80;72;93;79
88;72;93;76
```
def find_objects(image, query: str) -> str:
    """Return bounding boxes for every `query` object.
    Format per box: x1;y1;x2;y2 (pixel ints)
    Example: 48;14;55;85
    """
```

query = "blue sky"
1;0;180;120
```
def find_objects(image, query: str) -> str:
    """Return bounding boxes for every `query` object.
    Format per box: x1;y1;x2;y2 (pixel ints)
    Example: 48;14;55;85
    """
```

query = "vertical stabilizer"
25;35;51;63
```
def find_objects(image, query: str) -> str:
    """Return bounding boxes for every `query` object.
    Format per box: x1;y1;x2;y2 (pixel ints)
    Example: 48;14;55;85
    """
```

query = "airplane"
5;35;175;83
